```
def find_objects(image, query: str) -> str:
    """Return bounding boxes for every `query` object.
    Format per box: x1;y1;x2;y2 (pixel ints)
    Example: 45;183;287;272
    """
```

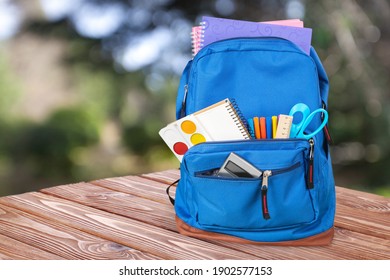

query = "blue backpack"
169;37;335;245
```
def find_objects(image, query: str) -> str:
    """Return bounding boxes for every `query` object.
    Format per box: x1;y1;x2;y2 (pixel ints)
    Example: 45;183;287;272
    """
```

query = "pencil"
260;117;266;139
272;116;278;139
253;117;261;139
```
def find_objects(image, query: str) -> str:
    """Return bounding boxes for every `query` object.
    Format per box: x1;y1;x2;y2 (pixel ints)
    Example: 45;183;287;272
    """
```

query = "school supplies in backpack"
166;16;335;245
159;98;250;162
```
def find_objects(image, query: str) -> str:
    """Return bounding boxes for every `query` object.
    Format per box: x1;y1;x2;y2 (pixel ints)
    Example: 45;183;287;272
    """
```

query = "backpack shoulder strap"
310;47;329;104
166;179;179;205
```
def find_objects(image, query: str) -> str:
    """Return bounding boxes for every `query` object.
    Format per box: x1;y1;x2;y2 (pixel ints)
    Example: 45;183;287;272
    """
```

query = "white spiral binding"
191;23;206;57
199;21;206;48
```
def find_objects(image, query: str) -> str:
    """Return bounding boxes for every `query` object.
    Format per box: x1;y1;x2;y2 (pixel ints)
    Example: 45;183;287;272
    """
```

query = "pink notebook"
264;19;304;28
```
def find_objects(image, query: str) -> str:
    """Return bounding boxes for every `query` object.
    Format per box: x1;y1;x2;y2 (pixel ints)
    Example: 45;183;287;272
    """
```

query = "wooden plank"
91;176;171;203
335;204;390;240
0;203;160;260
0;192;258;260
41;182;177;231
0;233;63;260
209;227;390;260
330;227;390;259
336;187;390;215
337;187;390;201
50;178;390;259
141;169;180;184
0;251;13;260
335;187;390;239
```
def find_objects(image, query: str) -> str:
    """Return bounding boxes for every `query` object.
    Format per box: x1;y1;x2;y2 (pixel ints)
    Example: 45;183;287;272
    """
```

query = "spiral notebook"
191;26;203;57
191;16;311;56
159;98;250;161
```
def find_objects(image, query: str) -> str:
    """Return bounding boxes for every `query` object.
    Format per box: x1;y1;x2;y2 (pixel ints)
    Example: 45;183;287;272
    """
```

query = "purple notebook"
201;16;312;54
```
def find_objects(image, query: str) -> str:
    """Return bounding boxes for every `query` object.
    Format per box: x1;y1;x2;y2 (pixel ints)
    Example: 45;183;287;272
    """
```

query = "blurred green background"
0;0;389;197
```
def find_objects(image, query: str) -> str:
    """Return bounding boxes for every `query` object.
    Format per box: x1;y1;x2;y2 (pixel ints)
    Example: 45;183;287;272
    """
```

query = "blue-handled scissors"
289;103;328;139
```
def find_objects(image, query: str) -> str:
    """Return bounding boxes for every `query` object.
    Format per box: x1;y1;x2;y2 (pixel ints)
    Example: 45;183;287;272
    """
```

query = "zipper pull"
307;139;315;189
180;84;188;118
261;170;272;220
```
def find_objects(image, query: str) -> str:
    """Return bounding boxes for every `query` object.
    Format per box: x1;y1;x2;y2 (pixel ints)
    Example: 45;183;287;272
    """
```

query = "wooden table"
0;169;389;260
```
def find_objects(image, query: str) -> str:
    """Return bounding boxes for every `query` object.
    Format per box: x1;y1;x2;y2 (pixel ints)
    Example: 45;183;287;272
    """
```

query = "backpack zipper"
188;138;314;189
261;170;272;220
187;138;310;148
260;161;302;220
307;138;315;189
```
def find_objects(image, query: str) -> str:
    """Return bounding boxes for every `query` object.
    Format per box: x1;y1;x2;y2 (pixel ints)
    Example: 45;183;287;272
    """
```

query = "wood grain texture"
0;203;159;260
93;178;387;260
335;204;390;240
330;227;390;259
141;169;181;184
0;251;13;260
41;182;176;231
91;176;172;204
44;178;390;259
335;187;390;239
0;233;63;260
0;170;389;260
0;192;257;260
207;227;390;260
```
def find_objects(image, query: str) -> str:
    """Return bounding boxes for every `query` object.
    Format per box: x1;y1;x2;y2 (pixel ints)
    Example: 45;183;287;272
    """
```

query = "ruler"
275;115;293;138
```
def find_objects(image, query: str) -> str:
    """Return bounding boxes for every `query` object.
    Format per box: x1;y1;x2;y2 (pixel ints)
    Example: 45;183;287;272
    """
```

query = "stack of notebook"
191;16;312;56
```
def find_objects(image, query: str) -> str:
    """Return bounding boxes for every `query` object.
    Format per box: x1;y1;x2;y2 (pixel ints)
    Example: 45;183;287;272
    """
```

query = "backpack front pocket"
181;139;317;231
192;175;262;229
